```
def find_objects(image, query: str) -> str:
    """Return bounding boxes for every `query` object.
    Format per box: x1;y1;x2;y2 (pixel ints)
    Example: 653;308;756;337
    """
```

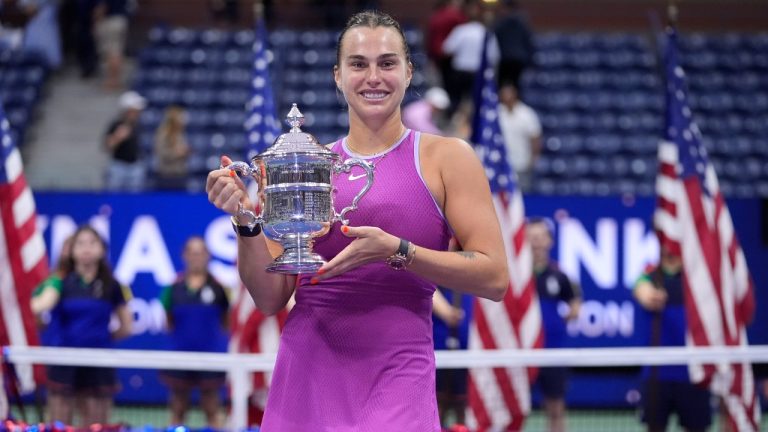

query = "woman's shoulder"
418;132;475;161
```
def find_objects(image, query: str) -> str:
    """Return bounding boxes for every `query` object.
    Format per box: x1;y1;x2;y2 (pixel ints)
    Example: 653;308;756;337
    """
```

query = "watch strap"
231;216;262;237
386;238;411;270
394;238;409;258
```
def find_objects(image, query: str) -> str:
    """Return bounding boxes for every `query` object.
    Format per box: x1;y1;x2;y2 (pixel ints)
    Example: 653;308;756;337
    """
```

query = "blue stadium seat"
232;30;256;48
131;27;768;197
299;30;335;48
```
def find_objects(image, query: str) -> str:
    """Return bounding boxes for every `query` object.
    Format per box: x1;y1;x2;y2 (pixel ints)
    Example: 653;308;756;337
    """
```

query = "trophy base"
266;251;326;274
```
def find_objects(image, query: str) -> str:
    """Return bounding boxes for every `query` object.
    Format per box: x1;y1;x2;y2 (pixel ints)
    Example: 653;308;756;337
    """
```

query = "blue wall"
33;192;767;405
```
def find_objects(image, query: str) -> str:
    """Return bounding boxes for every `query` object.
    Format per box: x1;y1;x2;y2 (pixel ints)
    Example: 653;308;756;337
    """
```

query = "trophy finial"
286;103;305;132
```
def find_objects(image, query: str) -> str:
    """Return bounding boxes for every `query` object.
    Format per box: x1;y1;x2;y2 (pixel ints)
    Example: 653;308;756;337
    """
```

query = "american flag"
244;17;281;159
229;16;286;425
654;27;759;431
0;104;48;406
228;283;287;424
466;31;543;432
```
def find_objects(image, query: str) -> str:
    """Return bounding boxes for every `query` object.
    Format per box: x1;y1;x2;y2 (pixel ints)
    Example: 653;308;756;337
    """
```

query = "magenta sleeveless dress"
259;130;450;431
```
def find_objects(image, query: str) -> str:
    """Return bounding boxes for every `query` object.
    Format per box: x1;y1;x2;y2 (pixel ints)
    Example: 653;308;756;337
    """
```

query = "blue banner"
33;192;767;405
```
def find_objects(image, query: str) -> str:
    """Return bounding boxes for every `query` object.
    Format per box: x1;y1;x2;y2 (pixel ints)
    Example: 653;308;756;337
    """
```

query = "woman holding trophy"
206;10;508;431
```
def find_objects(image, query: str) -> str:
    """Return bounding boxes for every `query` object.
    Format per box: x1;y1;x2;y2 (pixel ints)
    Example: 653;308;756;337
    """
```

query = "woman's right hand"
206;155;253;220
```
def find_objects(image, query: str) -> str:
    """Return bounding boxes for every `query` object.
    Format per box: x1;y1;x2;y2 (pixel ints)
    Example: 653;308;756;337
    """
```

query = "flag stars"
676;90;685;101
696;162;705;175
683;129;693;142
682;107;692;118
253;76;265;88
668;126;677;137
489;149;502;163
674;66;685;78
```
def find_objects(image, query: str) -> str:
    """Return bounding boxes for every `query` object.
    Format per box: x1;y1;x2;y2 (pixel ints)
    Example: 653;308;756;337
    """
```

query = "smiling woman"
205;10;510;431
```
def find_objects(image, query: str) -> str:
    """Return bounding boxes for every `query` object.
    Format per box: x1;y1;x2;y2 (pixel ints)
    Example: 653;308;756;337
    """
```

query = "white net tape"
5;345;768;430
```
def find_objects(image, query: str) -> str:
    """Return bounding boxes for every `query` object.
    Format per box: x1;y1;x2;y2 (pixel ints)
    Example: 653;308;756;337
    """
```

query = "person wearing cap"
104;90;146;191
402;86;451;136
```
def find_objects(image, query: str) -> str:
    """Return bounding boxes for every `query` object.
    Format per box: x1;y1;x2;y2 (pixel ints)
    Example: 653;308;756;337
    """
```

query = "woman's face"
71;229;105;267
334;26;412;123
183;238;210;273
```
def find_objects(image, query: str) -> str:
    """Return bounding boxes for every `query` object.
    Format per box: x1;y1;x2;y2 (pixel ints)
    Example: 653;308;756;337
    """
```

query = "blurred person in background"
0;0;38;50
159;236;230;429
527;217;581;432
104;90;146;191
208;0;238;28
73;0;100;78
153;104;191;190
633;242;712;432
93;0;134;90
498;83;541;193
441;0;498;119
30;225;133;428
432;238;471;428
402;86;451;136
492;0;535;92
32;235;73;341
426;0;466;89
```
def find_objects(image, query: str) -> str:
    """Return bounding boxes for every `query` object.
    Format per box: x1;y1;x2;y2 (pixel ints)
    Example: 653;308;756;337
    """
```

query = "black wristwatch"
231;216;262;237
386;238;410;270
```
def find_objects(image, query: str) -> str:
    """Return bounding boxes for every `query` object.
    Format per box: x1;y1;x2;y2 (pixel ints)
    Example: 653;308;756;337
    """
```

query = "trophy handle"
225;161;264;229
333;158;374;225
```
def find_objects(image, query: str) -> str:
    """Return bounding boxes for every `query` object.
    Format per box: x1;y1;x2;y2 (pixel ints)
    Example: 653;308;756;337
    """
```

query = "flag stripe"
1;104;48;398
655;28;759;430
467;30;542;431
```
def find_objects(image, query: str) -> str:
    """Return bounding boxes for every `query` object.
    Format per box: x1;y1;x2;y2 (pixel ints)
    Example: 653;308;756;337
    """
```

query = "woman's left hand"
312;225;400;281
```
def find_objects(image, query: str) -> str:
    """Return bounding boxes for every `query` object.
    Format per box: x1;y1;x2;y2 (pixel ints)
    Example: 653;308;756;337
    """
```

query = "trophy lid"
255;104;339;161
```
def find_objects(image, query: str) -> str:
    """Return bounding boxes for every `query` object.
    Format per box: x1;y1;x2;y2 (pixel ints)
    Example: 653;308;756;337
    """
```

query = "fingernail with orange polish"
310;278;318;285
317;269;325;275
341;226;349;233
229;170;236;177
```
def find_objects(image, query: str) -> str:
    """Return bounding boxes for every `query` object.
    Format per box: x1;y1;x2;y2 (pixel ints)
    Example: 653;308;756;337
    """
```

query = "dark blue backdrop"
33;192;767;406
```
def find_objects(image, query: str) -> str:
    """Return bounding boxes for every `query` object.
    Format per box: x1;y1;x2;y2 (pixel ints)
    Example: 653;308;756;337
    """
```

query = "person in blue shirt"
633;243;712;432
527;217;581;432
31;225;133;428
158;236;230;429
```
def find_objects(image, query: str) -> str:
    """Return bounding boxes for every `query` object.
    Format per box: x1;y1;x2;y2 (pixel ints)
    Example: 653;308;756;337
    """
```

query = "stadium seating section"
524;32;768;197
132;27;768;197
3;27;766;197
0;49;48;148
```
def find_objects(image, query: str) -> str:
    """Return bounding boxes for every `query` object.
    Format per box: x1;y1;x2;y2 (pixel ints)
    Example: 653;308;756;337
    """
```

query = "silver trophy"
226;104;374;274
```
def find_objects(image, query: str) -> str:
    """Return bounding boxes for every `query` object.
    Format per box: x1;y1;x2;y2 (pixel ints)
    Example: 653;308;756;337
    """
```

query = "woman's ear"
333;65;341;91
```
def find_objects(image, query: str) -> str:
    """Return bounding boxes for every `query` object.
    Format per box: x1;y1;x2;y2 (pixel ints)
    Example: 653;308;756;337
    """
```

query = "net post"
230;364;250;431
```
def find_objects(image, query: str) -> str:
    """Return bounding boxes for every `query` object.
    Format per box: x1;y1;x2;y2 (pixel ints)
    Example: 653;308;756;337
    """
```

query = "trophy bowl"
226;104;374;274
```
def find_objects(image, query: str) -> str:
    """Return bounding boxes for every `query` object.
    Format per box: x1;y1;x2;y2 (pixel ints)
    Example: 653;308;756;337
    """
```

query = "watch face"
387;256;407;270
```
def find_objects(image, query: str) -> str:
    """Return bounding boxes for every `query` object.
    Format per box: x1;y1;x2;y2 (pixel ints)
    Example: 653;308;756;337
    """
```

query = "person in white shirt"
498;83;541;192
441;0;499;117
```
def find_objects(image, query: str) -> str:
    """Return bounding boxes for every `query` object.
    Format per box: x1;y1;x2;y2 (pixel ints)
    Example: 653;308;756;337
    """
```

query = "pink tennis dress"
260;130;450;431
